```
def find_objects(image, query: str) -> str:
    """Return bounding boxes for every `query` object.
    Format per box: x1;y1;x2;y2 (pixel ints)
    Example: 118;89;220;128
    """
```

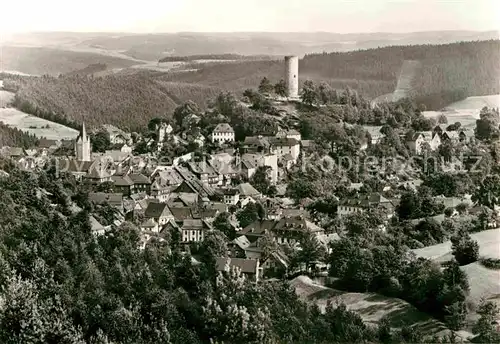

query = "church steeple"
75;122;91;161
81;122;87;142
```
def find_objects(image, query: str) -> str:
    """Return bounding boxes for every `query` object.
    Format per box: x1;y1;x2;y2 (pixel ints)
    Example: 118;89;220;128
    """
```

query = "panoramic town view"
0;0;499;343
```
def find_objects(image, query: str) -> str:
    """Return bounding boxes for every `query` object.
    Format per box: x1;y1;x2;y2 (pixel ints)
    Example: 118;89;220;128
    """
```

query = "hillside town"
1;60;499;283
1;32;500;344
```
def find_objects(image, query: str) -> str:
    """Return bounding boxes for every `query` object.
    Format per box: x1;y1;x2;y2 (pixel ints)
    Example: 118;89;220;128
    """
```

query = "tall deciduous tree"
472;174;500;208
451;229;479;266
475;107;500;141
300;80;318;107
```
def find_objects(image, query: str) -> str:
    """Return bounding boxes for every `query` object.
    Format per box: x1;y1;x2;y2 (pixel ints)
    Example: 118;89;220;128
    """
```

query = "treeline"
64;63;108;77
159;54;271;63
0;122;38;148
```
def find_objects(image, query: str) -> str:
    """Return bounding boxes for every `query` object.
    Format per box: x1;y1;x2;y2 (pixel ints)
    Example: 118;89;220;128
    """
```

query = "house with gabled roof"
144;202;174;225
243;136;271;153
338;192;395;218
164;218;213;243
223;188;240;205
84;163;113;184
261;250;290;278
211;123;235;144
129;173;152;195
237;182;261;199
407;131;441;155
229;235;251;258
239;215;325;247
187;161;222;186
140;218;159;233
0;146;25;159
101;124;132;145
269;137;300;163
112;175;135;196
276;128;301;142
90;216;110;236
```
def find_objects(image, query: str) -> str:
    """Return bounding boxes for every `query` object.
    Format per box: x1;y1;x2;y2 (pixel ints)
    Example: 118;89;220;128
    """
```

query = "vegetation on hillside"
0;159;472;343
64;63;109;77
0;122;38;148
6;75;222;132
166;40;500;108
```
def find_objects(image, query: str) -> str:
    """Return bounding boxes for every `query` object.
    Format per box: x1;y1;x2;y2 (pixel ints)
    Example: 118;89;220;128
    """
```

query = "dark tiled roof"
112;175;134;186
269;137;300;147
144;202;171;218
129;173;151;185
240;219;277;236
223;188;239;196
340;193;392;207
169;207;194;221
213;123;234;133
89;193;123;206
243;136;271;147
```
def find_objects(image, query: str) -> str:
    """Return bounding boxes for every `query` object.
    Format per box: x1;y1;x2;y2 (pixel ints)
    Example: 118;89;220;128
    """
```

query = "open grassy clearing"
422;94;500;130
412;229;500;262
0;89;78;140
291;275;453;336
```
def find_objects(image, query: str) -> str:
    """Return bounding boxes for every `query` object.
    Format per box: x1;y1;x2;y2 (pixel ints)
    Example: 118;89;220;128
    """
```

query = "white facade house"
408;132;441;155
223;189;240;205
270;138;301;164
211;123;235;144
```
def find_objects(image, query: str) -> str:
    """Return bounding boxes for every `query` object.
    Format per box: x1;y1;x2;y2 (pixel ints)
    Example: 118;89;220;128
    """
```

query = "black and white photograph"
0;0;499;343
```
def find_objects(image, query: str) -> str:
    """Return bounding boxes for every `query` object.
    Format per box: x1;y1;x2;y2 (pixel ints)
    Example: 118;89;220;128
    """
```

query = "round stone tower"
284;55;299;98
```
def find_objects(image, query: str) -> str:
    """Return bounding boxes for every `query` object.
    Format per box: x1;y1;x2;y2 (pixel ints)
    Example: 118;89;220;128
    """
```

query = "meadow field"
422;94;500;130
0;89;78;140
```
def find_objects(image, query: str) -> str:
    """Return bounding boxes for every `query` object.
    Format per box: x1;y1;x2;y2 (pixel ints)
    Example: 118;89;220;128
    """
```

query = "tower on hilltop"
284;55;299;98
75;122;91;162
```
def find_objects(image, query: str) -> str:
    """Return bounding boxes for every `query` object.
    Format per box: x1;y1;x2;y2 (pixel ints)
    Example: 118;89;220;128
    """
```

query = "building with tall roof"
75;122;91;162
211;123;235;144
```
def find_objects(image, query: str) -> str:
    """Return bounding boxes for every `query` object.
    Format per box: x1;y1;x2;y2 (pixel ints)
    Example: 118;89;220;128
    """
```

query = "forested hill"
6;74;223;131
164;40;500;108
301;40;500;108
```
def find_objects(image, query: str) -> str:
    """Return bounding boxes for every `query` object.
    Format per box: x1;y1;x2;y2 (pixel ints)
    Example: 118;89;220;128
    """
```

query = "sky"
0;0;499;34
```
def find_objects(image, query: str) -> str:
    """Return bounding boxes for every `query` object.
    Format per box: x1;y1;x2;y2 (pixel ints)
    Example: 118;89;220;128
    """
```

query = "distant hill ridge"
3;39;499;131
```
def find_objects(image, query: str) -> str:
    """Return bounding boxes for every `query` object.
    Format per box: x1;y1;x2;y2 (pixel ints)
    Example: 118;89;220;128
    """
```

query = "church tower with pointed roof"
75;122;91;161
